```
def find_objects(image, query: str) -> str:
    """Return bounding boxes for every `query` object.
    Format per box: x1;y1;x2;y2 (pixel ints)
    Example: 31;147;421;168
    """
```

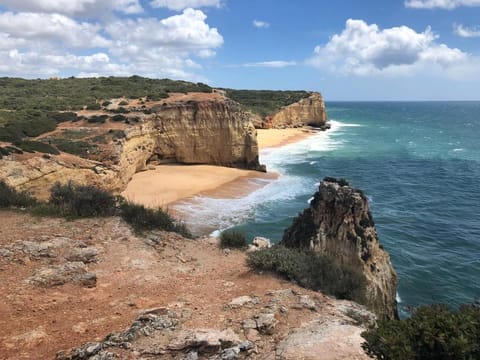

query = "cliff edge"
281;178;398;320
0;92;264;198
263;92;328;129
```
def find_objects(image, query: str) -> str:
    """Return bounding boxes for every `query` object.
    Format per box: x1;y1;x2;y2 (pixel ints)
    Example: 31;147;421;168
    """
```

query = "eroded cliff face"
0;93;263;197
263;92;328;129
281;178;398;320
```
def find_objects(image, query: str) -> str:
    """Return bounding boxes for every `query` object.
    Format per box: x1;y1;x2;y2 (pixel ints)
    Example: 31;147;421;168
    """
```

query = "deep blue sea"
175;102;480;316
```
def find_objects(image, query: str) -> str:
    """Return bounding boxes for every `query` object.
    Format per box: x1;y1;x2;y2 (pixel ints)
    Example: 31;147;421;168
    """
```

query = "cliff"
281;178;398;320
263;92;328;129
0;93;263;198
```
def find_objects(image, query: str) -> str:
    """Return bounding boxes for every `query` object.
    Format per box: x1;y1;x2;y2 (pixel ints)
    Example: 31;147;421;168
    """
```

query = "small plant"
102;101;112;107
119;201;192;237
247;246;366;303
362;303;480;360
220;230;247;249
119;100;129;106
49;181;116;217
0;180;37;208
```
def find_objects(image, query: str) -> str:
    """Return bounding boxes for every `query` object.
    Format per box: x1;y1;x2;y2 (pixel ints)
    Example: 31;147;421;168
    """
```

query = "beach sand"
122;128;315;207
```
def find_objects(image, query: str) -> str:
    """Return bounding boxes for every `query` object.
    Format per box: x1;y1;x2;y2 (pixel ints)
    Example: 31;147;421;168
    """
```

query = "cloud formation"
253;20;270;29
405;0;480;9
309;19;467;76
454;23;480;37
238;61;296;68
0;0;144;16
0;3;223;79
150;0;222;11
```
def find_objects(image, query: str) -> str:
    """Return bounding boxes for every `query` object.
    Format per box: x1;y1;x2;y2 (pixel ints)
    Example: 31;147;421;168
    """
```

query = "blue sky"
0;0;479;100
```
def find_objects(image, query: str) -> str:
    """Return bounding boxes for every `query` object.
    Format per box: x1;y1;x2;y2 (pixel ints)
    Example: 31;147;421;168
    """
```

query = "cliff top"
0;210;372;359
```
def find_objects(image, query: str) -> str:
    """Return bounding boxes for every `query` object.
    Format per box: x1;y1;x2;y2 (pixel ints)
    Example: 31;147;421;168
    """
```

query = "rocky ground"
0;211;374;359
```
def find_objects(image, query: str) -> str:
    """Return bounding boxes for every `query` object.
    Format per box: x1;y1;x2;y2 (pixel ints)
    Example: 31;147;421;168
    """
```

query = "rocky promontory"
282;178;398;320
264;92;328;129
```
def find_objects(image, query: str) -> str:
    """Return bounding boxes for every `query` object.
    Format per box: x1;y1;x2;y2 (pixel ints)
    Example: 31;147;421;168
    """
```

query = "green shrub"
86;103;101;110
49;181;116;217
102;101;112;107
247;246;367;302
0;180;37;208
52;139;94;157
87;115;108;123
111;107;129;114
362;303;480;360
119;201;192;237
119;100;129;106
14;140;60;154
111;114;126;122
220;230;247;249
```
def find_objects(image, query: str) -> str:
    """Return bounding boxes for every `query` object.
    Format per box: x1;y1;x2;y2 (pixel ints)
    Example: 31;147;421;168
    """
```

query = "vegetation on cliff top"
247;245;367;303
0;76;211;111
0;180;192;237
0;76;312;157
362;303;480;360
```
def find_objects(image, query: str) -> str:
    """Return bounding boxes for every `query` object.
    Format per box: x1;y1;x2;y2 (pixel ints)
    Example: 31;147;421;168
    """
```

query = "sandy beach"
122;128;316;207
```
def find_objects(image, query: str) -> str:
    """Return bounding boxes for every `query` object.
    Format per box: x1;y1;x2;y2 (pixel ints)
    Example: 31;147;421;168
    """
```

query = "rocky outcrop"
282;178;398;320
0;93;264;197
117;96;263;190
263;92;328;129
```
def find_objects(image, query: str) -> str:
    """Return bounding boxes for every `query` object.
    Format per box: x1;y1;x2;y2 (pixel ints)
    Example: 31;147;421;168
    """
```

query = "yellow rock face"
266;92;327;128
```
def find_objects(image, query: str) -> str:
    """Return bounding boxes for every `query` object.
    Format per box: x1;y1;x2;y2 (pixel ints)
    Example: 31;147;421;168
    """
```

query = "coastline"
122;127;317;208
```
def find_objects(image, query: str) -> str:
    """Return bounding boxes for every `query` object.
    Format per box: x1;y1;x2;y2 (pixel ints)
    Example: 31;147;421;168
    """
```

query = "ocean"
174;101;480;316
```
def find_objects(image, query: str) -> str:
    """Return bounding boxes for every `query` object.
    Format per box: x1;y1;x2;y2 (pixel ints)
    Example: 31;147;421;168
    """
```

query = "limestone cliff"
0;93;263;197
281;178;398;320
263;92;328;129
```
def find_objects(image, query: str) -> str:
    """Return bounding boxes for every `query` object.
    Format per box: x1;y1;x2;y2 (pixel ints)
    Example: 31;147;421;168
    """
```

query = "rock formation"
263;92;328;129
281;178;398;320
117;96;264;191
0;93;264;198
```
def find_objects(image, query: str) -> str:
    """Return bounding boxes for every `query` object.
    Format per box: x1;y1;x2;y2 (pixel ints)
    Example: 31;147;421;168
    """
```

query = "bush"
0;180;37;208
119;100;129;106
362;303;480;360
14;140;60;154
86;103;101;110
49;181;116;217
102;101;112;107
111;114;126;122
220;230;247;249
119;201;192;237
247;246;367;302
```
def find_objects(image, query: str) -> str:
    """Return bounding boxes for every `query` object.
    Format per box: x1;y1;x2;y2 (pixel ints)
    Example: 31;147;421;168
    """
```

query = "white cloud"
405;0;480;9
0;12;110;48
106;9;222;63
253;20;270;29
241;61;296;68
150;0;222;11
453;23;480;37
0;0;143;15
309;19;468;76
0;6;222;80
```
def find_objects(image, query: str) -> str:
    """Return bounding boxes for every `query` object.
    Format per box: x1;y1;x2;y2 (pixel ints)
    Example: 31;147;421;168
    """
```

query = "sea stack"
281;178;398;320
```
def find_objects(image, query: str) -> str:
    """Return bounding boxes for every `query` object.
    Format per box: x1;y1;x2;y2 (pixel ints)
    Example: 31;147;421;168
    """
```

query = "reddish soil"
0;211;337;360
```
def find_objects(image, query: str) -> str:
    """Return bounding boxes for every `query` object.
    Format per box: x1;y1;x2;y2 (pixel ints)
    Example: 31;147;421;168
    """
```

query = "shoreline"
122;127;319;209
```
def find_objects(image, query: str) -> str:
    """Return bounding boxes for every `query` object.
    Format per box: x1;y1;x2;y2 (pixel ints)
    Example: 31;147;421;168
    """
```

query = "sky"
0;0;479;100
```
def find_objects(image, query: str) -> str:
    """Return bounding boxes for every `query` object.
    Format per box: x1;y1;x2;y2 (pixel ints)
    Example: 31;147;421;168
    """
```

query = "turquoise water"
175;102;480;315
